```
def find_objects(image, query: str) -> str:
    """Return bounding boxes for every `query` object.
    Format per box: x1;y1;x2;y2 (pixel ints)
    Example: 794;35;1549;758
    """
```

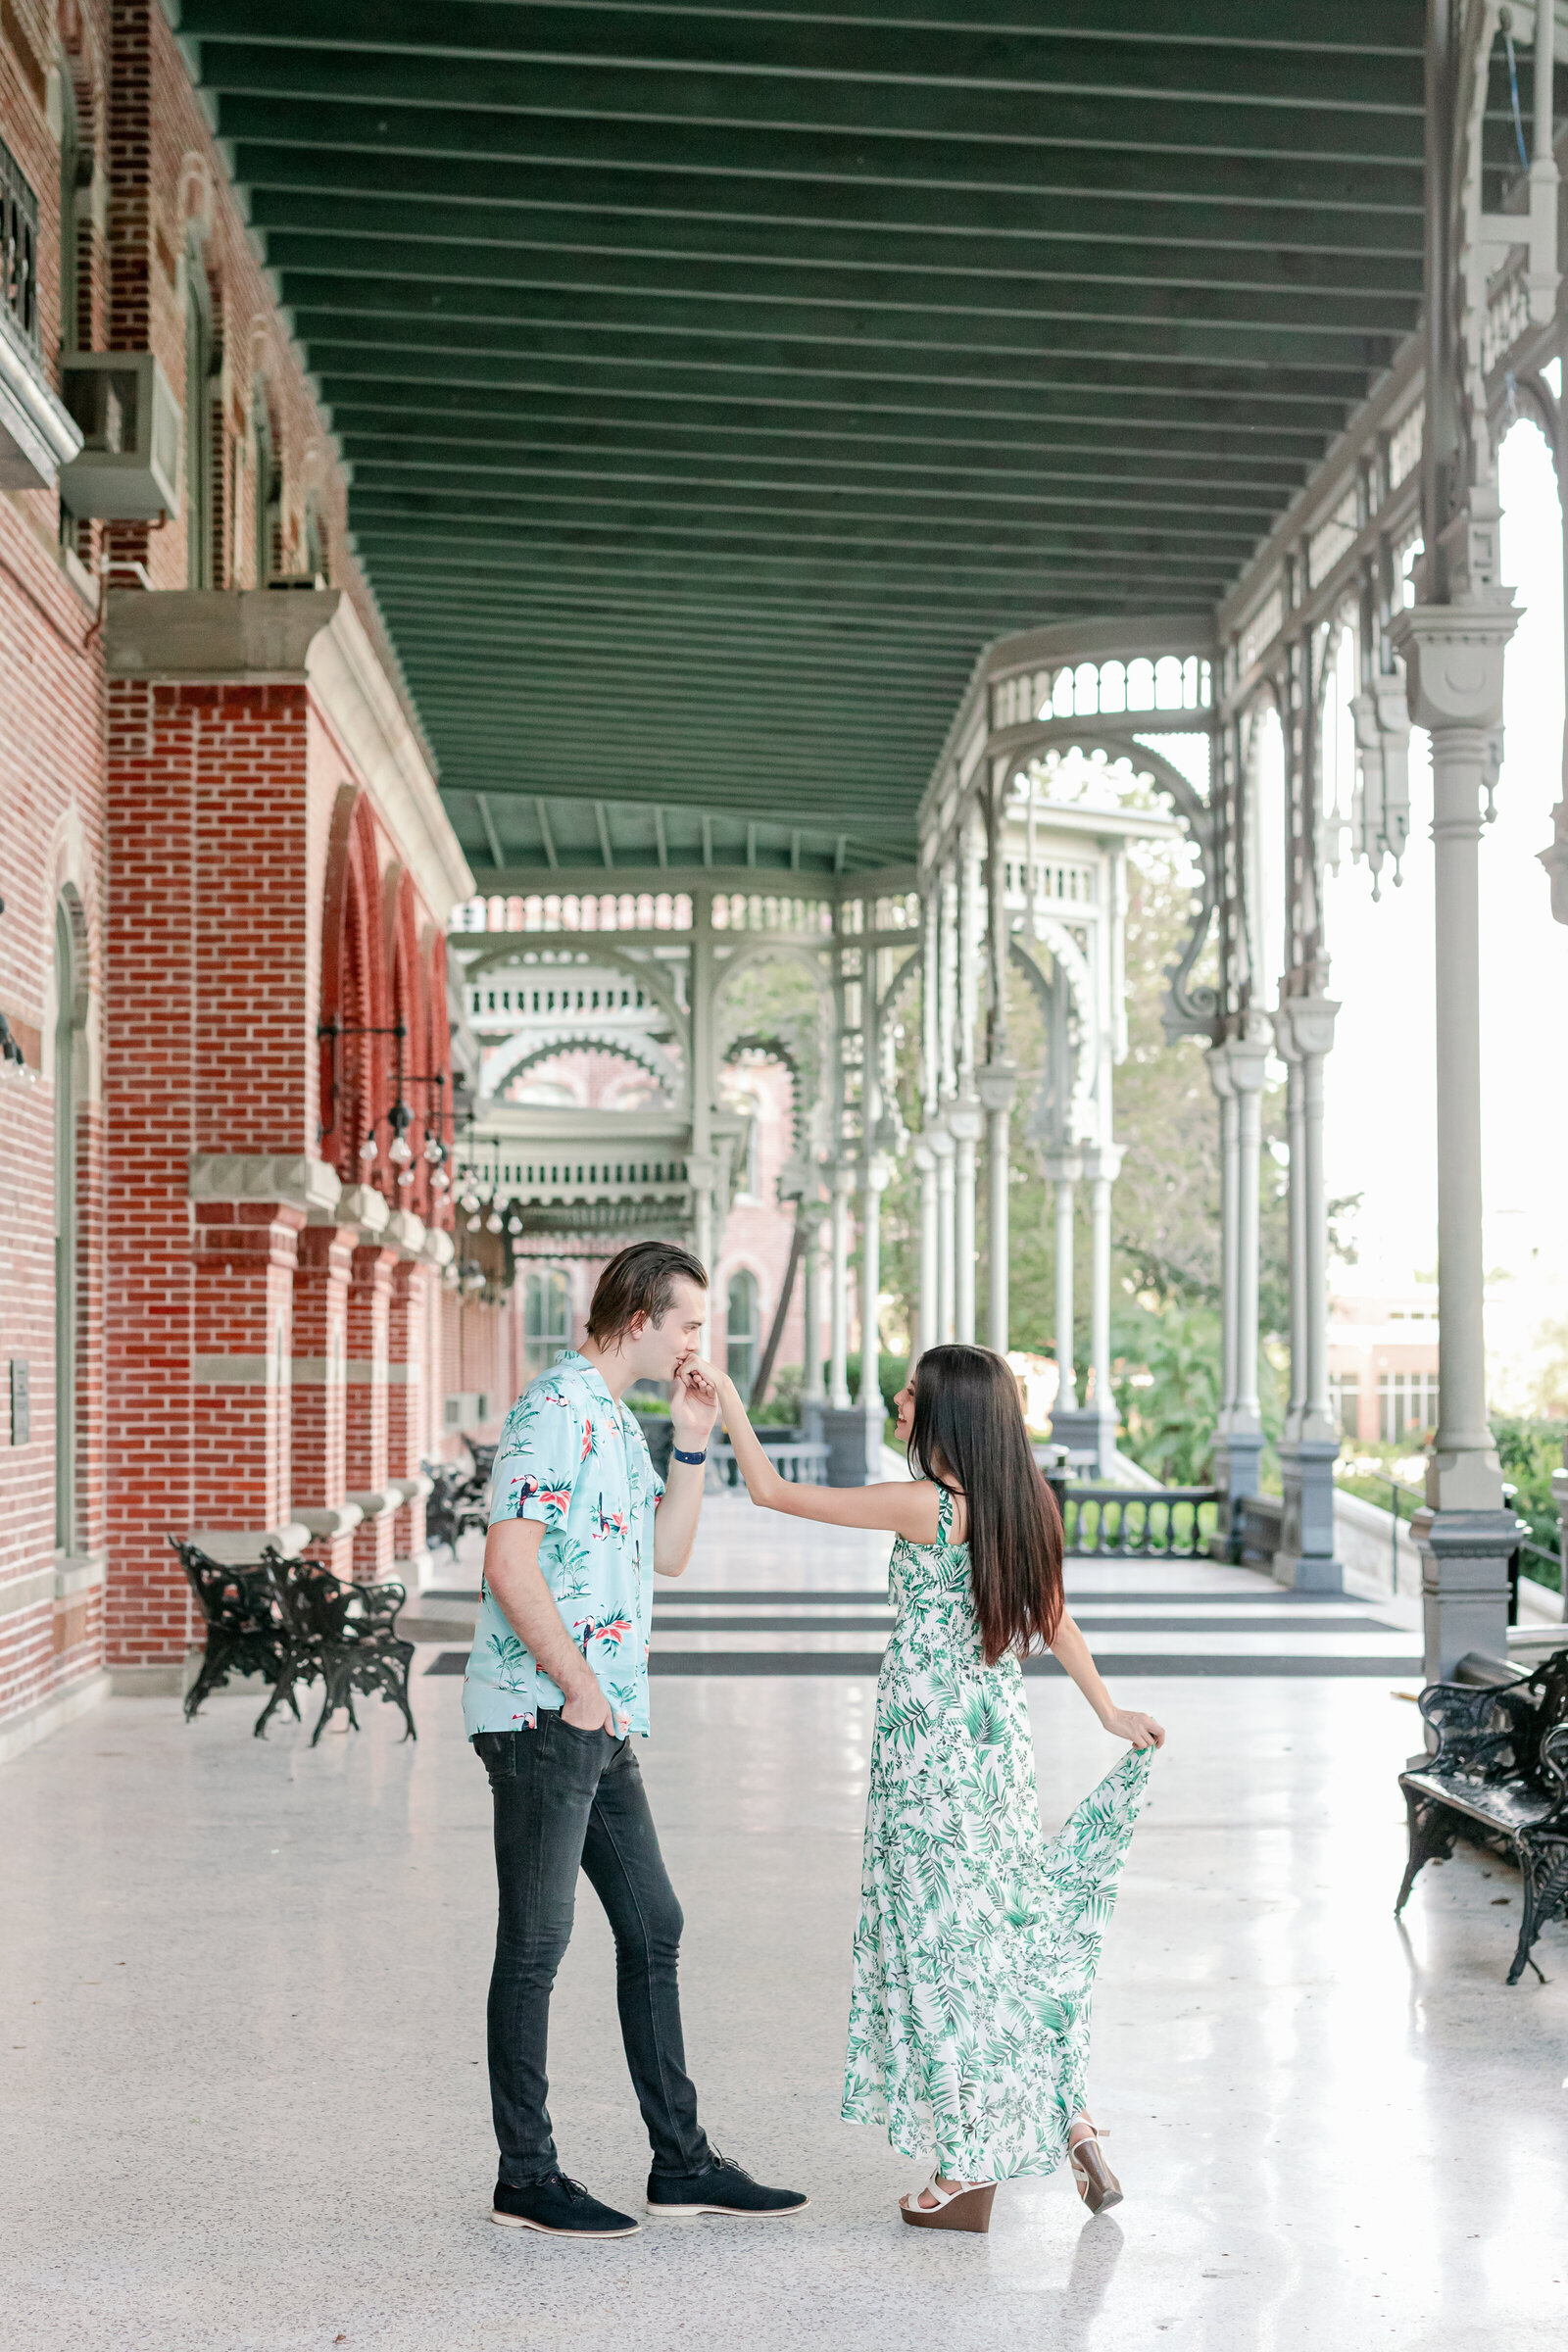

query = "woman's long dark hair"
906;1344;1064;1666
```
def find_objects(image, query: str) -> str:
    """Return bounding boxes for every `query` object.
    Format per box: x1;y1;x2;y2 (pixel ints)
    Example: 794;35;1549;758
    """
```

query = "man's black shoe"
491;2171;640;2237
645;2150;808;2219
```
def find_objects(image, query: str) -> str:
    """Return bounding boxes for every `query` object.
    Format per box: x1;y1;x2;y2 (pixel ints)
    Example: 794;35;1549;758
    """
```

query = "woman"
698;1342;1163;2232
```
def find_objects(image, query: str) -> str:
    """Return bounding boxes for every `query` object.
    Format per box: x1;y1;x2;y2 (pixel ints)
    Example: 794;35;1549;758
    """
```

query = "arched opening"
522;1266;572;1378
183;231;219;587
53;897;84;1553
252;380;281;587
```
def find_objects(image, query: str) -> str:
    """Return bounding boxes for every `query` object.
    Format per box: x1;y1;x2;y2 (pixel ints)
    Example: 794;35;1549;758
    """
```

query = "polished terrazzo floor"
5;1502;1566;2351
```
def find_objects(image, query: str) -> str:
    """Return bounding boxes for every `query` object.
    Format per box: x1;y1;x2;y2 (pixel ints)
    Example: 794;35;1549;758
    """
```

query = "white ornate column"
800;1202;828;1438
1043;1149;1081;1424
1208;1030;1270;1505
1083;1142;1124;1473
1207;1045;1241;1431
950;809;984;1346
912;1138;939;1356
950;1097;982;1345
979;1063;1017;1354
1272;993;1343;1591
932;1123;956;1344
828;1161;854;1410
688;888;717;1304
859;1153;890;1475
1391;597;1523;1676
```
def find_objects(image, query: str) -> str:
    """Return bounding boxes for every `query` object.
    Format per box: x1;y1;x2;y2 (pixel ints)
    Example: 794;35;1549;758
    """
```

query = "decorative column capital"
910;1137;937;1174
831;1158;859;1199
1082;1142;1124;1186
1389;598;1519;736
976;1060;1018;1114
1041;1151;1083;1187
1272;993;1340;1062
1206;1031;1271;1098
947;1092;984;1145
927;1122;955;1163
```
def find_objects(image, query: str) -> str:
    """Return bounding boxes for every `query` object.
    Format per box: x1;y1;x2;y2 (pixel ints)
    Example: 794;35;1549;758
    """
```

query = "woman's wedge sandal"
899;2173;998;2233
1068;2119;1122;2216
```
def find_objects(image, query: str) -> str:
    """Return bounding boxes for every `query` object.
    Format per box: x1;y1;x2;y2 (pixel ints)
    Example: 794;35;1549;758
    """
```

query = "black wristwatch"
672;1445;708;1466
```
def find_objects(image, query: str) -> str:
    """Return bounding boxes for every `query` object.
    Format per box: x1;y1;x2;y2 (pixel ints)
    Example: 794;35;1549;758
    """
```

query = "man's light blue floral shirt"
463;1350;664;1740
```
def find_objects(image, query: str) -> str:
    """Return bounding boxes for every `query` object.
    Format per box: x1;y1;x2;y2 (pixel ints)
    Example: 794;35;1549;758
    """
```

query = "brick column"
191;1200;304;1540
388;1252;429;1567
291;1221;356;1578
346;1242;397;1579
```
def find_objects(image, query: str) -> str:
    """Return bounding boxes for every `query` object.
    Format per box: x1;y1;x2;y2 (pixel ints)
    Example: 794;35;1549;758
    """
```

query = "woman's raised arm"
676;1358;941;1542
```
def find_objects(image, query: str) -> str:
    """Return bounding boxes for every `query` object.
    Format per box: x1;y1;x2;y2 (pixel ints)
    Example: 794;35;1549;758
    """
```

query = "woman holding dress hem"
687;1340;1163;2232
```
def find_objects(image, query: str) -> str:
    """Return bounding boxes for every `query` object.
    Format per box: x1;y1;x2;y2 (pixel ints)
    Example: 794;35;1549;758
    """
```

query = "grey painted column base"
819;1405;871;1487
1274;1437;1344;1592
1049;1403;1116;1478
1211;1429;1264;1562
1413;1506;1520;1686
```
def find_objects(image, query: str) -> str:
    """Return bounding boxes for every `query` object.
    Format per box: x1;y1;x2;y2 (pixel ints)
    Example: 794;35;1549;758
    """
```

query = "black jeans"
474;1712;711;2188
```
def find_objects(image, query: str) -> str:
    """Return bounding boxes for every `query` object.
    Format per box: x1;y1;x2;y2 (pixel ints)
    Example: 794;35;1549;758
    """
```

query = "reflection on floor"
3;1498;1565;2351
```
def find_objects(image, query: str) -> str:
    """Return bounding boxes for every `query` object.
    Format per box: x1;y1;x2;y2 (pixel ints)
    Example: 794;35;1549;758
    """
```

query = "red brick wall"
0;3;461;1726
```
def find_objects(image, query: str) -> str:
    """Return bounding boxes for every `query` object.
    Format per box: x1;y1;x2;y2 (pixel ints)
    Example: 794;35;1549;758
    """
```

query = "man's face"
629;1276;709;1382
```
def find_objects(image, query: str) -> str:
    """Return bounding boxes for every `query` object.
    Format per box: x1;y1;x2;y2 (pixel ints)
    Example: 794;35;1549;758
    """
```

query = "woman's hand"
1102;1706;1165;1751
669;1355;720;1450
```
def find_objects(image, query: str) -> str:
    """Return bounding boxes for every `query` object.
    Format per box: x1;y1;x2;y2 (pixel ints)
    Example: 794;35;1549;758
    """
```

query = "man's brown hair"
585;1241;708;1347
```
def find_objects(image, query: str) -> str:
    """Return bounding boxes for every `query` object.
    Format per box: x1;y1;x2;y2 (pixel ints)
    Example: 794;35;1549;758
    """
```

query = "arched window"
523;1268;571;1376
183;233;219;586
726;1269;760;1399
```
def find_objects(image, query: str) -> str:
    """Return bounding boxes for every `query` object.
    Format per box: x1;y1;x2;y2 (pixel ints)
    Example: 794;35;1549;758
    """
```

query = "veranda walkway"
4;1500;1564;2351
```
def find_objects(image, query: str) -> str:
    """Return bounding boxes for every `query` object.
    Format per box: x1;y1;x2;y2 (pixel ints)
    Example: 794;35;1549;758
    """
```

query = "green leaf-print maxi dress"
842;1489;1153;2181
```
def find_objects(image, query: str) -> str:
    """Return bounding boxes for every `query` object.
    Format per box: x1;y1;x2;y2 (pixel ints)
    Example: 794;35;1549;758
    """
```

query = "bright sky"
1322;412;1568;1403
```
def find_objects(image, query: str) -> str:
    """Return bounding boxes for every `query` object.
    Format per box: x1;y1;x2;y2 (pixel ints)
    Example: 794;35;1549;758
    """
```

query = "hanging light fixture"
359;1132;378;1161
431;1170;450;1194
507;1216;522;1236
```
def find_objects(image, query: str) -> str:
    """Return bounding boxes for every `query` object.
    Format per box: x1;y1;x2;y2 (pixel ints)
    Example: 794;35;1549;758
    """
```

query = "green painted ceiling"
166;2;1529;874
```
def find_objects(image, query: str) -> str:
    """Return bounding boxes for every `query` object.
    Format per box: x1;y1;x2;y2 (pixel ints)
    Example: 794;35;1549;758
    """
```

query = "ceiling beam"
210;91;1425;212
227;144;1427;261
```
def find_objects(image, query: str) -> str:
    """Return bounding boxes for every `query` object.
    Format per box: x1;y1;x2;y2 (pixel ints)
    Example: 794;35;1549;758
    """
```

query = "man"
466;1239;808;2238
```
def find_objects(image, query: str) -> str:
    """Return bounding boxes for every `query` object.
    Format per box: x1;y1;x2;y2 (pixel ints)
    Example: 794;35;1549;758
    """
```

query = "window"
726;1269;760;1399
1379;1371;1439;1444
1329;1372;1359;1442
252;380;280;586
2;130;39;354
522;1268;571;1377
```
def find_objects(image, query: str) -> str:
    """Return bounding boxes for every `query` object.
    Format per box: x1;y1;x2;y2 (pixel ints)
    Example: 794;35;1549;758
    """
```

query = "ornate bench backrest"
170;1540;281;1636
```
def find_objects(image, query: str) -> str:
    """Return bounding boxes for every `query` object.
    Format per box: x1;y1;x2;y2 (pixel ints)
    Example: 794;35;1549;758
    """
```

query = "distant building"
1327;1288;1441;1446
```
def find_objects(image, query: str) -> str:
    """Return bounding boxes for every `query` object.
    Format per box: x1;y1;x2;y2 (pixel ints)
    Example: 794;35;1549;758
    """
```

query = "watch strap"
671;1445;708;1465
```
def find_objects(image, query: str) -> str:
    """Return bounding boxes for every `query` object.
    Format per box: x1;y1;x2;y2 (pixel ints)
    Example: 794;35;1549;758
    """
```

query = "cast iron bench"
1396;1646;1568;1983
172;1541;295;1727
260;1548;416;1746
422;1457;490;1558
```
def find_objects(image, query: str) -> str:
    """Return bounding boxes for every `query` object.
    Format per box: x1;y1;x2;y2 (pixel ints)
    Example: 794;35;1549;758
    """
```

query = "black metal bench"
1396;1647;1568;1984
172;1541;297;1727
261;1549;416;1745
421;1456;490;1558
